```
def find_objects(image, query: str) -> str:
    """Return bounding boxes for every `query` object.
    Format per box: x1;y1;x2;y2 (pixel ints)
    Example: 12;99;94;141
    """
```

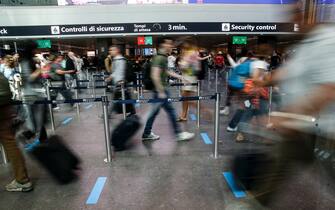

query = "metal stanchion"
1;144;8;164
213;93;220;159
197;80;201;128
215;69;218;93
74;79;80;116
268;86;273;124
93;78;96;98
140;73;144;98
46;80;55;131
178;79;182;97
121;83;127;120
136;73;140;100
102;96;113;163
103;81;107;96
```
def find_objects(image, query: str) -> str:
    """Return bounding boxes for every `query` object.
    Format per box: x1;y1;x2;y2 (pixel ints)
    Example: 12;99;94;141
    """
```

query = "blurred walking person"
142;39;194;142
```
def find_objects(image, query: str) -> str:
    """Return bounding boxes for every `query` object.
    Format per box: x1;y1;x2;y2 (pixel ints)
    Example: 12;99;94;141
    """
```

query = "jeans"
0;105;30;184
51;82;74;106
143;90;181;136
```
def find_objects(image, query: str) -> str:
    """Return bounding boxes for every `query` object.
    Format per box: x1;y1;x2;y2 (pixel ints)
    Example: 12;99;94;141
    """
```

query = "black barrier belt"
11;95;216;106
48;86;68;90
49;82;198;91
93;75;108;78
73;84;143;89
77;80;90;82
170;83;198;87
112;95;216;105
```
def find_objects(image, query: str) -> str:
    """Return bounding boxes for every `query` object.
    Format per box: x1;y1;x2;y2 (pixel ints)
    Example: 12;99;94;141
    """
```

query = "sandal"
177;117;188;122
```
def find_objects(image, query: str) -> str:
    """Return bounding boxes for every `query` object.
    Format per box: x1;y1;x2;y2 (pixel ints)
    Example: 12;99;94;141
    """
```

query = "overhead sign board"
0;22;297;38
36;39;51;48
232;36;247;45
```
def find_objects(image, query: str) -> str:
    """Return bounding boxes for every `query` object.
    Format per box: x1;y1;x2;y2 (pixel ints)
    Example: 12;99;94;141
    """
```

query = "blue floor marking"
190;114;197;121
200;133;213;144
62;117;73;125
223;172;247;198
85;104;93;109
86;177;107;205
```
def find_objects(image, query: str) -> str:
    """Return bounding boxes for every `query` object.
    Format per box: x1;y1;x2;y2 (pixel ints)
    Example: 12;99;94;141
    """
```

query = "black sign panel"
0;22;297;37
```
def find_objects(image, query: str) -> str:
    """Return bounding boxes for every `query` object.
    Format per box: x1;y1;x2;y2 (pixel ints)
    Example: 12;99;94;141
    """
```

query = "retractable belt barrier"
12;95;214;106
10;93;221;162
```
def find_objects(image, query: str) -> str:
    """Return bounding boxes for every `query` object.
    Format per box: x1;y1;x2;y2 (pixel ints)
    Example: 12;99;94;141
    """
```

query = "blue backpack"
228;60;253;90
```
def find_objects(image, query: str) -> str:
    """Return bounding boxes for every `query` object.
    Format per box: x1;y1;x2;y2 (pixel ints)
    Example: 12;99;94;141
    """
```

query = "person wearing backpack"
226;50;270;139
142;39;194;142
220;51;252;116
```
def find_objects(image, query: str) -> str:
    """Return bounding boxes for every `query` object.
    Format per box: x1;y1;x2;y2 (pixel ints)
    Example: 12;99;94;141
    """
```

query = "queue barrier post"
268;86;273;124
103;80;107;97
0;144;8;165
215;69;219;93
121;82;127;120
178;79;182;97
197;80;201;128
102;96;113;163
46;80;55;131
139;73;144;98
74;79;80;116
93;78;96;98
213;92;220;159
136;73;140;100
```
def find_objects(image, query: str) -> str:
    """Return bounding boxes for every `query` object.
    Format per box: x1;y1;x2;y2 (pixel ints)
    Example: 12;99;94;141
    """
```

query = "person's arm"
151;67;165;98
284;84;335;116
226;54;238;67
56;69;75;75
30;69;42;80
197;55;211;61
104;58;111;72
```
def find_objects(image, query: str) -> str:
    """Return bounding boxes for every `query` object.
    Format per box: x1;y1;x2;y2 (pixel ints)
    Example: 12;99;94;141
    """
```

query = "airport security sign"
0;22;297;37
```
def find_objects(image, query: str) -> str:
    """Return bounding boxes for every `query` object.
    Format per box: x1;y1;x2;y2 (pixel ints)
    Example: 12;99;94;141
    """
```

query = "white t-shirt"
168;55;176;68
251;60;269;72
280;25;335;108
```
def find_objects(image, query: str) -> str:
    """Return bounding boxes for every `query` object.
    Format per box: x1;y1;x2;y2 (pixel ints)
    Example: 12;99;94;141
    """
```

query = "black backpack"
143;61;154;90
143;54;167;90
123;59;137;84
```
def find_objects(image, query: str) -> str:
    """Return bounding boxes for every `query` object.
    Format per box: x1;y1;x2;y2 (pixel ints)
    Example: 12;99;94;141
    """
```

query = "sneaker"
176;132;195;141
220;106;230;115
226;126;238;132
5;180;33;192
52;106;60;111
142;132;160;141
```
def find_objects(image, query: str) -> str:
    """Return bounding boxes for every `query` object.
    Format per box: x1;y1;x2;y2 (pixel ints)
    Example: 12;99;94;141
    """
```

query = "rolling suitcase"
30;135;81;184
111;115;141;151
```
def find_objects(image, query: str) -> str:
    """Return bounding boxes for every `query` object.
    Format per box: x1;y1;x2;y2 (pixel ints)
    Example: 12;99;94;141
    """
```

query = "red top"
214;55;225;67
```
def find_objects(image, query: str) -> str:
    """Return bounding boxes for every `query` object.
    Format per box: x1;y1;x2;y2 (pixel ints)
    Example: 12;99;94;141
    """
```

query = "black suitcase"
111;115;141;151
30;135;81;184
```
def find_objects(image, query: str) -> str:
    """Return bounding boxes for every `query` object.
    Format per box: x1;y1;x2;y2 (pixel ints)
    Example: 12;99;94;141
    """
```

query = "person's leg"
59;82;74;106
0;106;32;191
142;92;162;137
162;91;182;135
228;109;245;129
179;90;190;120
